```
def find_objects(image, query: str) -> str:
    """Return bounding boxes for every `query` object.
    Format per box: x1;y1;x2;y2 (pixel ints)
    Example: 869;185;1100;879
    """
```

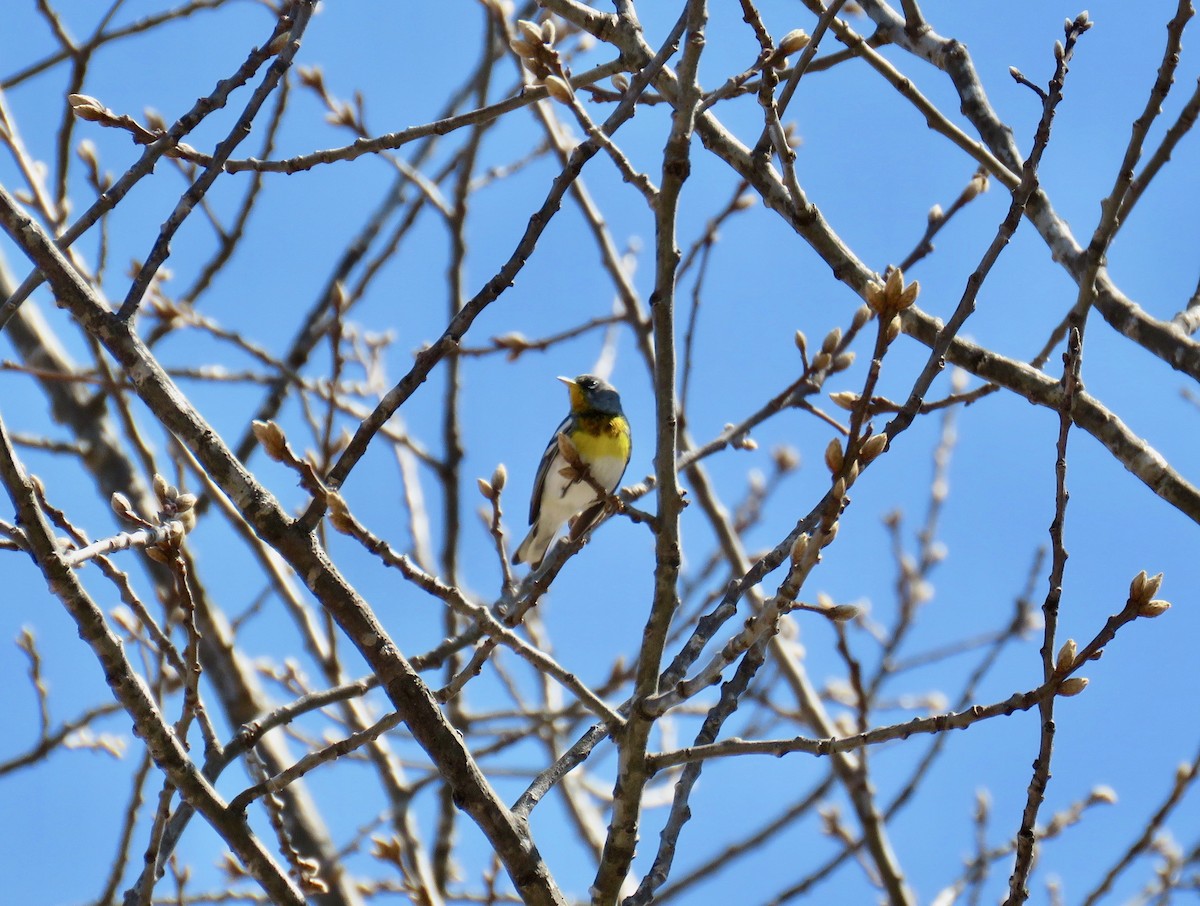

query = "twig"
117;3;316;319
0;412;305;904
1079;739;1200;905
1003;325;1082;905
590;4;704;900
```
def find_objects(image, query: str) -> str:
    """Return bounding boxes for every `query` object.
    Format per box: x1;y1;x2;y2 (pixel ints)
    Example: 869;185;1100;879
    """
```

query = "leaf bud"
859;432;888;463
144;545;169;563
1129;570;1163;605
326;492;353;535
1138;599;1170;618
832;477;846;502
1058;677;1088;697
251;420;287;461
885;316;901;344
975;789;991;819
827;603;859;622
824;438;844;474
516;19;544;44
794;329;807;357
832;352;856;372
543;75;575;104
963;171;989;202
820;327;842;355
67;93;106;122
772;445;800;472
510;37;538;58
77;139;98;171
152;473;171;503
778;29;811;55
1090;785;1117;804
820;520;839;547
789;533;810;566
1054;638;1076;674
829;390;858;411
865;280;886;315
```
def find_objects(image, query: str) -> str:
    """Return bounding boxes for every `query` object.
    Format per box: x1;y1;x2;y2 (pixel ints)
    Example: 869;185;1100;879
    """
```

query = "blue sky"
1;1;1199;904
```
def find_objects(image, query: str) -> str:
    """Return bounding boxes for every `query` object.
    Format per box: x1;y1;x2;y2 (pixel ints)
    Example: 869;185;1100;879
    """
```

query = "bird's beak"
558;375;583;410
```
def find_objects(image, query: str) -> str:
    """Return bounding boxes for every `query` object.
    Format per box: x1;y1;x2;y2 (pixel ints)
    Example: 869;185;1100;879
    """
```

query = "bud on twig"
885;315;901;344
77;139;99;171
778;29;811;55
827;603;859;622
772;445;800;472
824;438;844;474
543;75;575;104
251;420;287;461
68;94;108;122
829;391;858;411
821;327;842;356
152;473;172;504
831;352;856;372
516;19;544;44
1055;638;1077;674
1058;677;1088;697
859;432;888;463
1129;570;1163;606
110;492;133;518
845;460;859;486
866;269;919;347
327;491;353;535
821;520;839;547
789;533;810;566
1138;599;1171;618
963;171;989;202
794;329;808;359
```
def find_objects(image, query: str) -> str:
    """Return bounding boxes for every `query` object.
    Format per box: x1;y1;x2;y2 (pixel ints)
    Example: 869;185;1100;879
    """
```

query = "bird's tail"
512;525;554;567
512;501;606;567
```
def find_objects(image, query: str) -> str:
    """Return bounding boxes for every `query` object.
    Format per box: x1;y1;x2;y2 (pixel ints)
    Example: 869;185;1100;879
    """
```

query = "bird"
512;374;631;567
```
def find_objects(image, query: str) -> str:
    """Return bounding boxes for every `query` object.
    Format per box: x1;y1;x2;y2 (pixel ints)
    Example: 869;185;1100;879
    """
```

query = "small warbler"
512;374;631;567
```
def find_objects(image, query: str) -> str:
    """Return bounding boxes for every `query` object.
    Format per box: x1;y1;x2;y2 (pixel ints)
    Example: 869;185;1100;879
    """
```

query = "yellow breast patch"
571;414;632;462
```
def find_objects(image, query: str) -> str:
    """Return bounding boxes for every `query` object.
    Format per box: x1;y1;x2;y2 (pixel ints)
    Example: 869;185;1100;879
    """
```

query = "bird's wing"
528;415;572;525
